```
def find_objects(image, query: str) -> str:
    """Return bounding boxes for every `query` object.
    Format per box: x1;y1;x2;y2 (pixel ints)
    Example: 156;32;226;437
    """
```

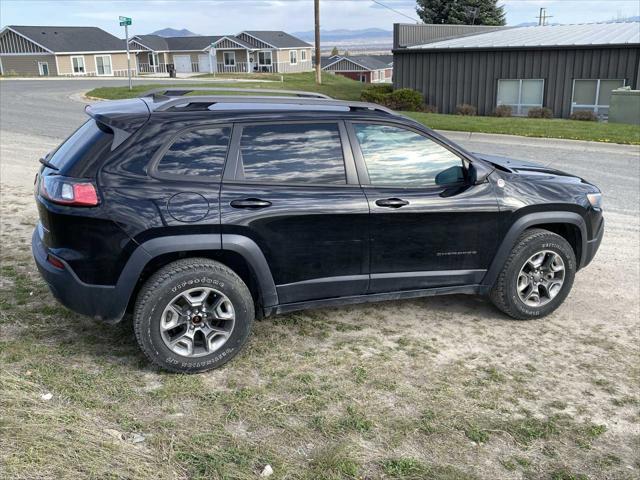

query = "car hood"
474;153;581;180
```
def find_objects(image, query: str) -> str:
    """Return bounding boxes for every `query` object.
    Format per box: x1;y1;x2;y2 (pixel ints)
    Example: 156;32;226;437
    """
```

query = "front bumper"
32;225;126;322
582;217;604;268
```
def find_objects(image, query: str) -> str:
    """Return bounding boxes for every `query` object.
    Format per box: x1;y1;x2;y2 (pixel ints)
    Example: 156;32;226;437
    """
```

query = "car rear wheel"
490;229;576;320
133;258;254;373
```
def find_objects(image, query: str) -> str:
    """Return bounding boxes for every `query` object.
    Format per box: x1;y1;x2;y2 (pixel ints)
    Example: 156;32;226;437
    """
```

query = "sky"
1;0;639;36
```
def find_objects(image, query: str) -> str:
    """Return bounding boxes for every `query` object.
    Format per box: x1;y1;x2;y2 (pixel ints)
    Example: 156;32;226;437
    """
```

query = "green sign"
119;16;132;26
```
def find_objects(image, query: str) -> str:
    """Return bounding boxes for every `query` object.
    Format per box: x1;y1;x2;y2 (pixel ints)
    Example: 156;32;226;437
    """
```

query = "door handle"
230;198;272;209
375;198;409;208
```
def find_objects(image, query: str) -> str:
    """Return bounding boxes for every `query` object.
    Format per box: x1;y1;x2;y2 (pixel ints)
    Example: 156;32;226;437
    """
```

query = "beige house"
0;25;136;76
130;30;313;74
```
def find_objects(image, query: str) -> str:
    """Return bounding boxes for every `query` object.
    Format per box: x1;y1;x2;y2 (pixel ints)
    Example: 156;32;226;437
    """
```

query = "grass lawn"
87;72;365;101
87;73;639;145
404;112;640;145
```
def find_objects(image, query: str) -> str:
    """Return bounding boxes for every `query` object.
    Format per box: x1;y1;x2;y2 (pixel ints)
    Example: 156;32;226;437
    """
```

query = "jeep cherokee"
32;88;604;373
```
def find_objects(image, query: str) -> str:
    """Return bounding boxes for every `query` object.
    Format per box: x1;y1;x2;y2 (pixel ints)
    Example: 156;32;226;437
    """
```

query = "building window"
223;51;236;66
497;79;544;115
359;73;367;83
71;56;85;74
289;50;297;64
37;62;49;76
572;79;625;117
301;50;307;61
94;55;112;76
258;51;272;65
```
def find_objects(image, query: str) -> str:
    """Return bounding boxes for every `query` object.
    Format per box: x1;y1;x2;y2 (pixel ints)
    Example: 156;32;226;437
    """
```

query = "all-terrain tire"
133;258;254;373
490;229;576;320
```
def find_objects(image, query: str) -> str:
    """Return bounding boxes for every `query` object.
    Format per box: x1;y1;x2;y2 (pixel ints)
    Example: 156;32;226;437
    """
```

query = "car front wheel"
133;258;254;373
490;229;576;320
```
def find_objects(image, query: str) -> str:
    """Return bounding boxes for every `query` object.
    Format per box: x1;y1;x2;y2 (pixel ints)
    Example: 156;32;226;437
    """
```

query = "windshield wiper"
39;157;59;170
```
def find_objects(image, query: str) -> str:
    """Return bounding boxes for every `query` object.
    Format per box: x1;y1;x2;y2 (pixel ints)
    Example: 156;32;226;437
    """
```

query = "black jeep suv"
32;88;604;372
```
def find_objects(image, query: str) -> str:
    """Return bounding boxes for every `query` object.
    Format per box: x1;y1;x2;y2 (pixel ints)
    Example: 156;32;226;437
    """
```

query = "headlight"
587;192;603;209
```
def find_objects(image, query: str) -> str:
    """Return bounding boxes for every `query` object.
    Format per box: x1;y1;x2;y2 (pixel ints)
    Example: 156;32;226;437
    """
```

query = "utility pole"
537;8;553;26
314;0;321;84
119;16;133;90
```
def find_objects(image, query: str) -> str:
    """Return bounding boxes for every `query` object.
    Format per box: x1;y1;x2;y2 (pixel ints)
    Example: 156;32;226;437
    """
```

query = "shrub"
456;103;477;116
570;110;598;121
494;105;512;117
386;88;424;111
360;85;423;112
423;104;438;113
528;107;553;119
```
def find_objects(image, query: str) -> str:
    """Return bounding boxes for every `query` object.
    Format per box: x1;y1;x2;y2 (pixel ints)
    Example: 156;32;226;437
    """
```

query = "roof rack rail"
139;87;332;100
151;95;397;115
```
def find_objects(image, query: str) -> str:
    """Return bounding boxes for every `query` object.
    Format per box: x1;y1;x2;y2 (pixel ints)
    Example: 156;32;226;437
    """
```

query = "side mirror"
469;161;494;184
435;165;465;185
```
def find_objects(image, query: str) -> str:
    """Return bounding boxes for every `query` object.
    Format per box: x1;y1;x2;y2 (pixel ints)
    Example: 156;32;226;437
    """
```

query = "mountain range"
149;28;199;37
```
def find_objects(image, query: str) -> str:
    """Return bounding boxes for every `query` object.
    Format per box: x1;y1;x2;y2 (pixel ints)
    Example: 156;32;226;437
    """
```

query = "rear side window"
49;120;113;172
238;123;346;184
157;127;231;178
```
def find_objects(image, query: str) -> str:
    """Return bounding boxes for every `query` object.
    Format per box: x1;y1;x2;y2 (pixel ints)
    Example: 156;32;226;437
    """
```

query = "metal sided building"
393;22;640;118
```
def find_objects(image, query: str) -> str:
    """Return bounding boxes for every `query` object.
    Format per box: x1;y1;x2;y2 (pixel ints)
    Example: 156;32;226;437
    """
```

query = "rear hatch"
34;98;150;284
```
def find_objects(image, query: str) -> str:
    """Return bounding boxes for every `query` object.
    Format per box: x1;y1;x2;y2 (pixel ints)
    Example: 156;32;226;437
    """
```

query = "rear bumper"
582;217;604;269
32;225;126;322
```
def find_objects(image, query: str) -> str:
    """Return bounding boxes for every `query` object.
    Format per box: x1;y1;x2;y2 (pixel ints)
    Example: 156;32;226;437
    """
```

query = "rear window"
238;123;346;184
156;127;231;179
49;120;113;172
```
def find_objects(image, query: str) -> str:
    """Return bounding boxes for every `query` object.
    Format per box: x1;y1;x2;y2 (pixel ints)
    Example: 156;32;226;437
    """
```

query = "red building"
321;55;393;83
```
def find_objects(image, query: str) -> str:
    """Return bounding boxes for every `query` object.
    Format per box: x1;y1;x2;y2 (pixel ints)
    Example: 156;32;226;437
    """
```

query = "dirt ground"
0;128;639;480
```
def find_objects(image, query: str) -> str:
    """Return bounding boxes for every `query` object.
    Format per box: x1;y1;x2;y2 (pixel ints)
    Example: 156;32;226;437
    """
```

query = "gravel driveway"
1;79;638;479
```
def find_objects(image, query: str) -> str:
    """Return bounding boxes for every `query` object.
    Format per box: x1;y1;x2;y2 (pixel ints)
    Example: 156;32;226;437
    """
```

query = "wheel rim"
160;287;235;358
516;250;565;308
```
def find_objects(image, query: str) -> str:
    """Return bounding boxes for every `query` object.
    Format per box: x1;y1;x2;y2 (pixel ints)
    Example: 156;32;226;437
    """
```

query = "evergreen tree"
330;46;339;56
416;0;506;25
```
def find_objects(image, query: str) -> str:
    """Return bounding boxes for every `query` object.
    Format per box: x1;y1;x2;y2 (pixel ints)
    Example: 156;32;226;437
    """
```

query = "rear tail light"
39;175;99;206
46;254;65;270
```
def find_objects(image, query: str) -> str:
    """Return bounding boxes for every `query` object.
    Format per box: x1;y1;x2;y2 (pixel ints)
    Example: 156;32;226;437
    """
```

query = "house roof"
133;34;224;51
166;35;222;50
132;34;169;51
210;35;255;49
324;55;393;71
408;22;640;50
242;31;311;48
7;25;126;52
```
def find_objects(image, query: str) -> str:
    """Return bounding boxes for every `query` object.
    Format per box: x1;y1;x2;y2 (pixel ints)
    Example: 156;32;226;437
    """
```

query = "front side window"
572;79;625;116
239;123;346;184
289;50;297;64
223;51;236;66
301;50;307;61
497;79;544;115
95;55;112;75
157;127;231;178
71;56;85;74
354;123;463;187
258;51;272;65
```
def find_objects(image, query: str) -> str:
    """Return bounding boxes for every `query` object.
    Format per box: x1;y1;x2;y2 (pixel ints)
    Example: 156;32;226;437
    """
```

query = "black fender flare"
111;234;278;322
481;211;587;291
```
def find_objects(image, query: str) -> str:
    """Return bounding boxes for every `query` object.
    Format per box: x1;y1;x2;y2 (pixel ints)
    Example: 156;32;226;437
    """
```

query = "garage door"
173;55;192;73
198;54;211;73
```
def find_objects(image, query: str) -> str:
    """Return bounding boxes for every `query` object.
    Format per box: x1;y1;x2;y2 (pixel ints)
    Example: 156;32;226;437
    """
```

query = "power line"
370;0;422;23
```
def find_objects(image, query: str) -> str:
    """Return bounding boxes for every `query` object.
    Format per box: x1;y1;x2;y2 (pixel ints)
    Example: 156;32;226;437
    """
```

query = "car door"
220;120;369;305
346;121;500;294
